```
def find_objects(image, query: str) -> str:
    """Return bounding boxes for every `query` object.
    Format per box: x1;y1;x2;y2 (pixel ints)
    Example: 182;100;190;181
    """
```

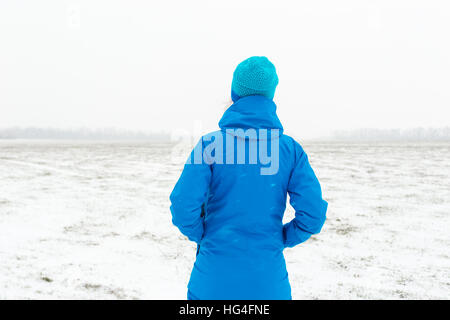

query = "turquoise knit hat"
231;56;279;100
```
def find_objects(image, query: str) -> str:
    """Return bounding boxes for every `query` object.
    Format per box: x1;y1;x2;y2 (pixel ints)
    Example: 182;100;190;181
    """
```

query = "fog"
1;1;449;139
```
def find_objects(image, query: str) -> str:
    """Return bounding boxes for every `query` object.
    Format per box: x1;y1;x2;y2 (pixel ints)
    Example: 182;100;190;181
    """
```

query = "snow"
0;140;449;299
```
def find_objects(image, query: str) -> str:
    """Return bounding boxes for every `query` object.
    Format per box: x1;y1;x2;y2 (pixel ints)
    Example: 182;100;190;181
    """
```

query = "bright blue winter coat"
170;95;328;300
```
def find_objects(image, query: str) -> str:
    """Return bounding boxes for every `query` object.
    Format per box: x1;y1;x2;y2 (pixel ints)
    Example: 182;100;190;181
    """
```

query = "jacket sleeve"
170;139;211;244
283;142;328;248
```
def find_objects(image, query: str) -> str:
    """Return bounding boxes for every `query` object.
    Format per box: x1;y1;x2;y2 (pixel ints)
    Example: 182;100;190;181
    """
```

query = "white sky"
0;0;449;138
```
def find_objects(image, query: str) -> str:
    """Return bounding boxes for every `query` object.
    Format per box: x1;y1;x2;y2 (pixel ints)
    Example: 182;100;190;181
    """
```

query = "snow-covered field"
0;140;449;299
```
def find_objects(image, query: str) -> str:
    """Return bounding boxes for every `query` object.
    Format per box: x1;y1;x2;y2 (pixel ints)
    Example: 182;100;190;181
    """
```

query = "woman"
170;56;328;300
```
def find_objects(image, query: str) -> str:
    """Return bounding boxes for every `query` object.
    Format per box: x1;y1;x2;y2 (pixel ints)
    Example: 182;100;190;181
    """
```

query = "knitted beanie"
231;56;279;101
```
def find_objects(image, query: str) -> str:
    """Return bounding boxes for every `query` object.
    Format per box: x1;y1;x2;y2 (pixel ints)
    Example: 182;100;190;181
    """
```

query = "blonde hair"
224;99;233;111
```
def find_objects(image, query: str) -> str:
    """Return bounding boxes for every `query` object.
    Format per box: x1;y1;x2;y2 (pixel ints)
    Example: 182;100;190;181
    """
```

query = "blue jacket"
170;95;328;300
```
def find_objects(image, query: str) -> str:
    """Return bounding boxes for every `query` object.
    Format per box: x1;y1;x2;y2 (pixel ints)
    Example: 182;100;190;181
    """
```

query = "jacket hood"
218;95;284;135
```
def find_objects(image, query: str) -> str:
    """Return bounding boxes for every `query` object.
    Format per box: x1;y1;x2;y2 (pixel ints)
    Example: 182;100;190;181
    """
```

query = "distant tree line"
0;127;172;142
331;127;450;141
2;126;449;142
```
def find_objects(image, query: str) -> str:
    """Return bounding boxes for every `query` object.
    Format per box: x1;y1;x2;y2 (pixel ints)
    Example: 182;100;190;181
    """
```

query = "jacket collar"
218;95;284;134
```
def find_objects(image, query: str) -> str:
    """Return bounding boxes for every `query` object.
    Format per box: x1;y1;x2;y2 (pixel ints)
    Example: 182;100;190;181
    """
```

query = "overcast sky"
0;0;449;138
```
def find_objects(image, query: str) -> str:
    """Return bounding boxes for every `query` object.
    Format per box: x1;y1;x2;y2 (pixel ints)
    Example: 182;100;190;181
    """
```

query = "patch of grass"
334;224;358;236
83;283;102;290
